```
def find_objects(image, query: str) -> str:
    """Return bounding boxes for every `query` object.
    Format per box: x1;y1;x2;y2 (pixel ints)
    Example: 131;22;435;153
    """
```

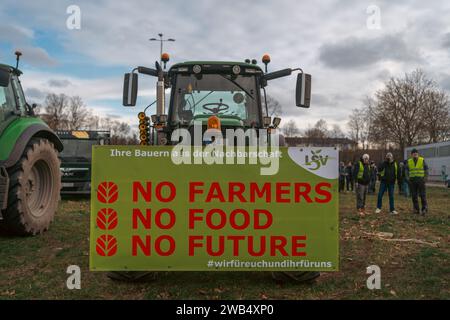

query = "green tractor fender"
0;117;63;168
0;117;63;212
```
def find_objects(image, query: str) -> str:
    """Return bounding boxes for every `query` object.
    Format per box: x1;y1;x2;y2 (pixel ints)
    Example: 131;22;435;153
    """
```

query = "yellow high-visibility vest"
408;157;425;178
357;161;364;179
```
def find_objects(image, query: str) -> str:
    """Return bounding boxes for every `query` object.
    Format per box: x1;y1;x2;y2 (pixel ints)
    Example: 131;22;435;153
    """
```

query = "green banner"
90;146;339;271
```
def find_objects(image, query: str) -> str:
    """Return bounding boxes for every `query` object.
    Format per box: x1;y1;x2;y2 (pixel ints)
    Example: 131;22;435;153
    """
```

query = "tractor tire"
2;138;60;236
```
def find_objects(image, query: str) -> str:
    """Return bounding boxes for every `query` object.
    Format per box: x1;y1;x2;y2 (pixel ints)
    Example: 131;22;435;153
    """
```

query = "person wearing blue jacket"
375;153;401;215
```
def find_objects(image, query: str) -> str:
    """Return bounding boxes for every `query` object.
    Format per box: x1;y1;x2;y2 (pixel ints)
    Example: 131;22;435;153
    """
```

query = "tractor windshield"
172;73;260;126
0;78;16;121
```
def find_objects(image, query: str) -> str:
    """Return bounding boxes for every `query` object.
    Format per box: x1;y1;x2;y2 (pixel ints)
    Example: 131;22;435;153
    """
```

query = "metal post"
149;33;176;66
159;33;163;66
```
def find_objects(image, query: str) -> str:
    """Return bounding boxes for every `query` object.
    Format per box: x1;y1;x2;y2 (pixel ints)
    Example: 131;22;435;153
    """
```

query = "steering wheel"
202;99;230;114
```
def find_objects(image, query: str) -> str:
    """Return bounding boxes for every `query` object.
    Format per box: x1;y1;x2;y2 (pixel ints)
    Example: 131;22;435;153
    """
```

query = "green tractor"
123;55;311;146
0;52;63;236
112;54;318;283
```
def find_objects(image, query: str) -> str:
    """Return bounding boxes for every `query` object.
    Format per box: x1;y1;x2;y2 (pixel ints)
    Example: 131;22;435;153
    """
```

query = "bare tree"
67;96;90;130
304;119;329;139
282;119;300;137
330;124;345;139
106;120;133;144
86;115;100;130
265;95;283;117
41;93;69;130
347;108;369;149
421;89;450;143
370;69;450;150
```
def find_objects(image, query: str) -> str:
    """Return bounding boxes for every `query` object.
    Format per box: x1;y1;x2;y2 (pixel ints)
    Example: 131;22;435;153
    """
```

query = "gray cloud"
443;33;450;49
25;87;48;100
0;25;33;43
319;34;422;69
440;76;450;92
13;46;58;67
48;79;71;88
2;0;450;130
105;113;122;120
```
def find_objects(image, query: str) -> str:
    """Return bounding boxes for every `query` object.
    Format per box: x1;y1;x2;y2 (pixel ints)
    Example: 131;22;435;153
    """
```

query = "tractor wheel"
2;138;60;236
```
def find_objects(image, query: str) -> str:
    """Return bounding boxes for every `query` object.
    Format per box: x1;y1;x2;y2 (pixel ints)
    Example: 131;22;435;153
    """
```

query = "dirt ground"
0;187;448;299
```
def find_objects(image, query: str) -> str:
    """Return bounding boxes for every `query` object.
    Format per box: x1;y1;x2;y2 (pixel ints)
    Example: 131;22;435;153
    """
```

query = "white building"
404;141;450;183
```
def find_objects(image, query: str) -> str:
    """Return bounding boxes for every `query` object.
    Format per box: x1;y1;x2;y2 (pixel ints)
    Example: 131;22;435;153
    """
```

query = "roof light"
262;54;271;73
262;54;271;64
207;115;221;130
161;52;170;62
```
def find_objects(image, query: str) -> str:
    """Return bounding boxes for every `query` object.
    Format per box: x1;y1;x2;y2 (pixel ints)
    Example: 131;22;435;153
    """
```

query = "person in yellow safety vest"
406;148;429;215
352;154;371;216
375;153;401;215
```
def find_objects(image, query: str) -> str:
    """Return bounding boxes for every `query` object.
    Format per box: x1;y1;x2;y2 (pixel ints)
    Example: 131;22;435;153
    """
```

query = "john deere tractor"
0;52;63;235
111;54;318;283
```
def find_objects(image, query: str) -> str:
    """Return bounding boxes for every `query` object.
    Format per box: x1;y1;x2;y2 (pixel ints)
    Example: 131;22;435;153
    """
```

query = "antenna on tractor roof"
15;51;22;70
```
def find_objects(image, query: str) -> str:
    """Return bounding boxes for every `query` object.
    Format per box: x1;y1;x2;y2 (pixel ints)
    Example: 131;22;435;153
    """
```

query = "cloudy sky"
1;0;450;133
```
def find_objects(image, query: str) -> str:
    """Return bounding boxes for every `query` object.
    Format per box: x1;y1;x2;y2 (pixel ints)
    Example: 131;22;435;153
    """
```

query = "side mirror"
263;68;292;81
0;70;10;87
296;73;311;108
123;73;138;106
137;66;158;77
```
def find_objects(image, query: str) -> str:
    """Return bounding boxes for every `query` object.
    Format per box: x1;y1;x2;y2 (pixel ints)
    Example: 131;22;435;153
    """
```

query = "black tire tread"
2;138;60;236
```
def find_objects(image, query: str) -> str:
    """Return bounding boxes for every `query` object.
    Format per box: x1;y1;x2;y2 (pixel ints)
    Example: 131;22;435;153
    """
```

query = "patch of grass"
0;188;448;299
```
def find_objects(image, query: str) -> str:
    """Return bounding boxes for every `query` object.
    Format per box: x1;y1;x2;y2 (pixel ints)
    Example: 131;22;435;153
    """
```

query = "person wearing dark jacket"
339;162;347;192
368;161;378;194
353;154;371;216
345;161;354;192
406;148;429;215
375;153;400;215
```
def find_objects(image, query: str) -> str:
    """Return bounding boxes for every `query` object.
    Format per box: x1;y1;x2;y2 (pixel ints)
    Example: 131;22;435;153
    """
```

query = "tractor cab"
168;62;264;130
123;55;311;146
0;63;28;122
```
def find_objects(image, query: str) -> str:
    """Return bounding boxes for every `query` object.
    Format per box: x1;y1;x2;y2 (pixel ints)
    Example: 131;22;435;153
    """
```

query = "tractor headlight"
263;116;272;127
273;117;281;128
232;65;241;75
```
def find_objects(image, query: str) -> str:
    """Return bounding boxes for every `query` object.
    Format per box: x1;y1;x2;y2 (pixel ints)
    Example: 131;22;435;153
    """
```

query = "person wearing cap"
353;154;371;216
375;153;400;215
406;148;429;215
